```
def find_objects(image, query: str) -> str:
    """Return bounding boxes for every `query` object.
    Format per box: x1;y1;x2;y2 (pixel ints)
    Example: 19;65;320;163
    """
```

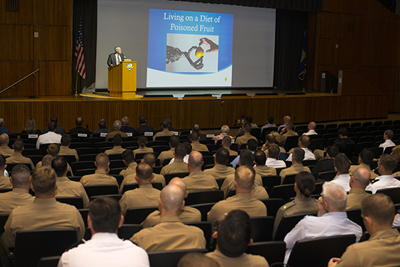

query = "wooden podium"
108;61;137;98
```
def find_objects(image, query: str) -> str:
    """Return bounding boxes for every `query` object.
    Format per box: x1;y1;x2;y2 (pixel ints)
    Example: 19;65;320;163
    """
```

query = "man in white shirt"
366;154;400;193
331;153;351;192
265;144;286;169
303;121;318;136
379;130;396;153
36;122;61;149
286;135;316;162
58;196;149;267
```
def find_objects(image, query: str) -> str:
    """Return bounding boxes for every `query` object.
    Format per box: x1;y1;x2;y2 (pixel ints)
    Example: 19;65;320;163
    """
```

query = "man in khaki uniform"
277;121;298;145
158;135;179;166
235;123;257;147
0;134;13;158
105;134;126;155
153;119;175;141
182;151;218;192
346;167;371;210
254;150;276;177
160;143;188;176
106;120;128;142
0;155;12;189
190;132;209;153
280;148;311;183
328;194;400;267
59;134;79;161
119;163;161;214
349;148;378;179
261;134;286;155
206;210;269;267
208;166;267;225
119;150;138;178
80;153;118;186
0;166;85;266
52;156;89;208
130;184;206;251
0;164;34;215
5;140;35;171
204;147;235;180
221;136;238;156
141;178;201;228
36;144;74;176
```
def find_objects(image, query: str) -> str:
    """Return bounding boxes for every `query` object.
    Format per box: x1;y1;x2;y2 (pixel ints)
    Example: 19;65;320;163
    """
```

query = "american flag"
75;18;86;79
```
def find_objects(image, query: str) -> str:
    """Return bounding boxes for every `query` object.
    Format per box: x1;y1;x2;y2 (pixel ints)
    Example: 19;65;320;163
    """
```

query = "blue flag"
298;30;307;81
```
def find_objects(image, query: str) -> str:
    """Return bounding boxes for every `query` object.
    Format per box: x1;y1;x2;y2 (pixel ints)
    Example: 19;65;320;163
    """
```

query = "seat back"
376;187;400;204
346;208;366;231
317;171;337;181
271;184;296;203
55;197;84;209
117;224;143;240
164;172;190;184
124;206;158;224
260;198;285;218
38;256;61;267
0;214;9;236
188;202;215;221
274;212;317;241
185;190;224;206
84;185;119;198
282;174;297;185
184;221;212;251
148;249;208;267
6;163;32;174
262;175;281;195
250;216;274;242
122;182;163;194
284;136;299;152
246;241;286;266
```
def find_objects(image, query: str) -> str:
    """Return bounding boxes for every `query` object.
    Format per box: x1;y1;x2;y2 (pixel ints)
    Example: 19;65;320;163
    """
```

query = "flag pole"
75;72;78;96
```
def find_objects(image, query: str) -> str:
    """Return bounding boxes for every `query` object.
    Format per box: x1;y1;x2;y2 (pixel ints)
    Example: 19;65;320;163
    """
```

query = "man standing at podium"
107;46;126;67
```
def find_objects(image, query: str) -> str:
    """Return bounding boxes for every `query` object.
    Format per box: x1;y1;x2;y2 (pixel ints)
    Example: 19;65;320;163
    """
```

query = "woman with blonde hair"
21;118;41;134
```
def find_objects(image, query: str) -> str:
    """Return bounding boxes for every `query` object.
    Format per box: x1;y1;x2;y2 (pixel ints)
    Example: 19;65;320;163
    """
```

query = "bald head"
308;122;316;130
188;151;203;171
234;165;255;191
160;185;185;214
0;134;9;146
169;177;188;198
351;167;371;189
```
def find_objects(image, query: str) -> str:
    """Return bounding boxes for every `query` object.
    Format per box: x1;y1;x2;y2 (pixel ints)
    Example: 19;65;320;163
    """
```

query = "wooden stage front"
0;92;389;134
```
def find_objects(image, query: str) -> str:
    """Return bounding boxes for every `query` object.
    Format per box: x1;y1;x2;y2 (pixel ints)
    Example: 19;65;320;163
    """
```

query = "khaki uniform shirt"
227;149;238;156
182;171;219;192
2;197;85;248
0;146;14;157
336;229;400;267
79;170;118;186
130;216;206;252
221;173;263;198
0;175;12;189
59;146;79;161
191;142;209;152
141;206;201;228
251;186;270;200
349;163;378;179
206;250;269;267
105;146;126;155
235;133;257;146
106;130;128;142
133;147;154;158
279;164;311;183
119;184;160;214
153;129;175;141
278;130;298;145
119;162;138;178
203;164;235;180
345;188;370;210
6;153;35;171
160;159;188;176
254;165;277;177
119;173;165;193
207;193;267;225
36;161;74;176
0;188;34;215
158;149;175;165
55;177;90;208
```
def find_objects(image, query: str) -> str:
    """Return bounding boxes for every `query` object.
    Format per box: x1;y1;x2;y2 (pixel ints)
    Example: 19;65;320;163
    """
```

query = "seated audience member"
36;121;62;149
133;136;154;158
348;148;378;179
157;118;177;132
130;184;206;251
0;166;85;266
0;164;34;215
36;144;74;176
286;135;315;161
52;156;89;208
328;194;400;267
104;134;126;155
273;172;318;236
190;131;209;152
42;115;65;135
158;135;179;165
303;121;318;136
141;178;201;228
59;134;79;161
283;182;362;264
119;149;137;178
334;128;355;152
135;115;154;135
277;115;291;133
169;141;190;164
41;154;54;167
311;145;339;179
207;210;269;267
253;149;276;176
0;118;11;135
236;116;259;137
261;133;286;155
160;143;188;176
153;119;175;141
331;153;351;192
235;123;257;146
366;154;400;193
277;121;298;145
204;147;235;180
119;163;160;214
192;123;206;140
80;153;118;186
179;252;219;267
208;166;267;225
260;116;276;133
182;151;218;192
280;148;311;183
58;196;150;267
231;139;258;169
92;119;112;135
212;125;233;144
106;120;128;142
21;118;41;134
379;129;396;153
6;139;35;170
265;144;286;169
346;167;371;210
69;117;90;135
221;136;238;156
120;116;135;135
0;134;14;157
390;144;400;162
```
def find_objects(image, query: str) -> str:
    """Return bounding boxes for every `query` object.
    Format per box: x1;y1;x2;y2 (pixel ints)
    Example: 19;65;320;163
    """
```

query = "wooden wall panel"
34;0;73;26
0;25;33;61
0;61;35;97
34;61;71;96
0;0;34;24
33;26;71;61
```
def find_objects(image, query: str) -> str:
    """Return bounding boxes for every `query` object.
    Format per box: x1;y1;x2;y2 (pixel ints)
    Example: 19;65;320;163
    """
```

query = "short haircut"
222;136;232;147
175;143;187;158
13;139;24;152
266;116;274;124
137;136;147;147
113;134;122;146
0;134;9;145
243;123;252;133
114;46;121;51
161;119;169;129
245;116;253;123
221;125;230;134
326;146;339;158
138;116;146;124
75;117;83;126
254;149;266;166
188;151;203;169
31;166;56;195
48;121;56;132
361;193;395;226
287;121;294;130
169;135;180;148
61;134;72;146
96;153;109;169
298;135;310;147
189;131;200;141
121;149;134;164
98;119;107;129
143;153;156;166
184;142;192;154
292;147;305;163
136;162;153;181
239;149;255;167
321;182;347;211
89;196;121;233
359;148;374;165
178;252;219;267
121;116;129;125
247;139;258;151
50;116;58;123
217;210;252;257
51;156;68;177
337;127;348;136
113;120;122;130
235;165;255;190
42;155;53;166
384;130;394;140
215;147;229;165
192;124;200;132
47;144;60;157
10;164;30;187
0;155;5;170
334;153;351;174
295;172;315;198
379;154;397;173
0;118;4;127
266;134;276;144
268;144;280;159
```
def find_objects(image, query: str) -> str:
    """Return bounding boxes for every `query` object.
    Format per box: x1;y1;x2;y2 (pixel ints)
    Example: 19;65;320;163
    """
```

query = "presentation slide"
146;9;233;87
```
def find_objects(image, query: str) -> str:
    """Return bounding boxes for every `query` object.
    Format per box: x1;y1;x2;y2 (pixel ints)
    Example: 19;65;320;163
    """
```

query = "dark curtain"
71;0;97;94
273;9;308;91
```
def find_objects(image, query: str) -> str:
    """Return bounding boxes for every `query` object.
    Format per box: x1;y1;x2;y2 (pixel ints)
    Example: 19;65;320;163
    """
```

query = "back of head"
25;118;37;133
266;134;275;144
121;149;134;164
246;116;253;123
137;136;147;148
334;153;351;174
215;147;229;165
32;166;56;195
359;148;374;165
254;149;266;166
321;182;347;212
337;127;348;137
175;143;186;159
267;116;274;124
217;210;251;257
113;120;122;131
51;156;68;177
113;134;122;146
48;121;57;132
384;129;394;140
352;167;371;188
188;151;203;169
292;147;305;163
361;193;395;227
235;165;255;190
96;153;109;169
295;172;315;198
0;133;9;145
121;116;129;126
284;116;291;123
169;135;180;148
0;118;4;128
221;125;230;134
160;184;185;213
143;153;156;166
89;196;121;233
161;119;169;129
13;139;24;152
50;115;59;124
247;139;258;151
268;144;280;159
308;122;316;130
299;135;310;148
379;154;397;173
243;123;251;133
10;164;30;187
190;131;200;142
75;117;83;126
42;154;53;166
47;143;60;157
192;124;200;133
0;155;5;170
222;136;232;147
178;252;219;267
184;142;192;154
98;119;107;129
239;149;255;167
138;116;146;124
136;162;153;181
61;134;72;146
326;146;340;158
169;177;187;194
287;121;294;130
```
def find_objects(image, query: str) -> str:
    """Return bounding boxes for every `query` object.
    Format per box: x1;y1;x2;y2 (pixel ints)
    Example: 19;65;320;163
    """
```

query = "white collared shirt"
331;174;351;192
265;158;286;169
366;175;400;194
379;140;396;152
169;154;189;164
115;53;122;65
303;130;318;136
36;131;61;149
286;148;316;162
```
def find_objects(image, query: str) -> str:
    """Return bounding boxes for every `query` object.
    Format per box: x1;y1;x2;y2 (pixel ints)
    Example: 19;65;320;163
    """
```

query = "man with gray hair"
212;125;233;144
0;134;14;157
106;120;128;141
283;182;362;264
0;119;11;135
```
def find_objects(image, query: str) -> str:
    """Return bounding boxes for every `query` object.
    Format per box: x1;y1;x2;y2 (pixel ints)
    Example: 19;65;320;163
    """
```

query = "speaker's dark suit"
107;52;126;67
